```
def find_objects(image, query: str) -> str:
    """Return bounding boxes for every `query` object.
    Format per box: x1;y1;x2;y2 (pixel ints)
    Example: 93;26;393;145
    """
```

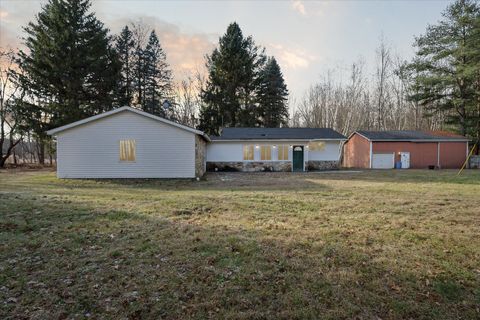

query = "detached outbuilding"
343;130;469;169
47;106;209;178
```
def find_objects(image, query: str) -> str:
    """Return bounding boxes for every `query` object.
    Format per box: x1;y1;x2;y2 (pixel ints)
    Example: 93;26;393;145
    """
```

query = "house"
206;127;346;172
46;106;209;178
343;130;469;169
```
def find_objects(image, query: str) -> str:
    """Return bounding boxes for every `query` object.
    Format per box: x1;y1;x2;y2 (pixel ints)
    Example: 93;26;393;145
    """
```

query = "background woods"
0;0;479;167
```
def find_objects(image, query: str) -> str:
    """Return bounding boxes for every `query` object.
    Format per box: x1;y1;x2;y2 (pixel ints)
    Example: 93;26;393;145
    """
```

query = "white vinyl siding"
56;110;196;178
307;141;342;161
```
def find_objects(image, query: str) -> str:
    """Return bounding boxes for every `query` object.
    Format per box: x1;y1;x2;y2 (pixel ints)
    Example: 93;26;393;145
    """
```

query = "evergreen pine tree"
257;57;289;127
143;30;173;117
407;0;480;142
115;25;135;106
17;0;120;134
198;22;265;135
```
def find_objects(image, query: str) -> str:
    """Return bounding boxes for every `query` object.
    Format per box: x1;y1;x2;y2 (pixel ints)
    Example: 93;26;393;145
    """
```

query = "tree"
407;0;480;142
199;22;266;135
142;30;173;117
173;71;206;127
0;50;24;168
115;25;135;106
256;57;289;127
17;0;121;163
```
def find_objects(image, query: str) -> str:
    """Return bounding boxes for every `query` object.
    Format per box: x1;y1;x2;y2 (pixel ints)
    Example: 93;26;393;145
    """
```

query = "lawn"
0;169;479;319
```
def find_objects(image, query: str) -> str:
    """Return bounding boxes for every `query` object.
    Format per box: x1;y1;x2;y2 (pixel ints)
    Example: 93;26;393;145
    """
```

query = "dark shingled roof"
210;127;346;141
356;130;469;141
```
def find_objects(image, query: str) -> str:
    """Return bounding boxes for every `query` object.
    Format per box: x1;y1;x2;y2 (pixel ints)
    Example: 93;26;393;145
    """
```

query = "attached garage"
343;130;469;169
47;106;209;178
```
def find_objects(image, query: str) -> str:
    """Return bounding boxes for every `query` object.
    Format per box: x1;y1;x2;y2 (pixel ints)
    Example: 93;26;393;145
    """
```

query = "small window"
119;139;136;162
278;145;289;160
308;141;326;151
260;145;271;160
243;145;254;160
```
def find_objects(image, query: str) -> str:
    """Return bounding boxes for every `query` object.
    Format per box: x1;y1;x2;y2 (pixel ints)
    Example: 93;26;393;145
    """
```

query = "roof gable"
46;106;210;141
211;127;346;141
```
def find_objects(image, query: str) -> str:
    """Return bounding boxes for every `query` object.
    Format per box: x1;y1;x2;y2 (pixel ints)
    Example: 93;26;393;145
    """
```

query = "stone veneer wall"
306;160;339;171
207;160;339;172
195;136;206;177
207;161;292;172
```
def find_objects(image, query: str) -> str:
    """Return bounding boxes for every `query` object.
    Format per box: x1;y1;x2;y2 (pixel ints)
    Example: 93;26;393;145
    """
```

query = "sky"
0;0;452;99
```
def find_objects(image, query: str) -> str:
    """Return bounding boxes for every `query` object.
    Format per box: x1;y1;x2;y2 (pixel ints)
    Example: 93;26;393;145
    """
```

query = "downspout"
437;142;440;169
466;142;469;169
304;144;308;172
369;141;373;169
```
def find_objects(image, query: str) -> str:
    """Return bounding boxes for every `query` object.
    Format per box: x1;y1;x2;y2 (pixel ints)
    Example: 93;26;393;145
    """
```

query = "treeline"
290;40;446;135
293;0;480;146
1;0;479;167
0;0;289;166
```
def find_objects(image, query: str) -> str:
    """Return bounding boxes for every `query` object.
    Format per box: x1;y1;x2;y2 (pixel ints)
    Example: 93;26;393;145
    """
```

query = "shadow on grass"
1;192;477;319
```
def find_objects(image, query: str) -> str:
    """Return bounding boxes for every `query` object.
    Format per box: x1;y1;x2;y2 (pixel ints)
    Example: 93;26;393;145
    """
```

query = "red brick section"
439;142;468;169
343;133;370;168
372;141;467;169
373;142;438;168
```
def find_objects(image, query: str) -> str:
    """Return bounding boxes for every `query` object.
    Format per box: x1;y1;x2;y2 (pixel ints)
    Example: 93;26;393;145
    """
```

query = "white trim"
368;139;469;142
369;141;373;169
466;142;469;169
345;131;469;143
46;106;211;141
346;131;371;142
291;145;305;172
437;142;441;168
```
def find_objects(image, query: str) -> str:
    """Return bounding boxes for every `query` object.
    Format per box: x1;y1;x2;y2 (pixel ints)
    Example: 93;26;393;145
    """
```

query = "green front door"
292;146;304;172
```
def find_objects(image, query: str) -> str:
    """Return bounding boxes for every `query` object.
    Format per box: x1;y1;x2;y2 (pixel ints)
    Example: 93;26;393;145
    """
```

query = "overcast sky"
0;0;451;99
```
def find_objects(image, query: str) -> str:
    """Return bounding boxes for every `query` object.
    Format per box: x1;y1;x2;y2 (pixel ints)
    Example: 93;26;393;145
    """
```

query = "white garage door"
372;153;395;169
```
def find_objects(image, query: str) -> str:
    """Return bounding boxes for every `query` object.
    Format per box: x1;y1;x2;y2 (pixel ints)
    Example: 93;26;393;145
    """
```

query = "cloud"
0;9;8;19
291;0;306;15
107;16;216;80
268;43;317;70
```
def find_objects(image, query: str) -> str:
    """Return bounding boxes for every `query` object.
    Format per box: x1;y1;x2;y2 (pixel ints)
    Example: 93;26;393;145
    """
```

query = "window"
260;145;271;160
119;139;136;162
243;145;254;160
278;145;289;160
308;141;326;151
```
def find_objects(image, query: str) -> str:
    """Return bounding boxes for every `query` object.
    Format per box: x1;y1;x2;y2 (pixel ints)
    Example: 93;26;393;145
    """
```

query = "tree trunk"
37;139;45;165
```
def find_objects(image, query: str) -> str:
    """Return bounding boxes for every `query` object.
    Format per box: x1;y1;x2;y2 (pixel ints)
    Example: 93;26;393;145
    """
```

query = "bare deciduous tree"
0;49;24;168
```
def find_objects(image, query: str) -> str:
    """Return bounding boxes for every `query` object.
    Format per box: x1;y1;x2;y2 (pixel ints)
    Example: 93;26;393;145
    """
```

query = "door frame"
292;145;304;172
400;152;410;169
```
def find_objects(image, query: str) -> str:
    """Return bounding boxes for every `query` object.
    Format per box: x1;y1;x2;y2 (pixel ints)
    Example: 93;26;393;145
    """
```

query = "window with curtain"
119;139;136;162
277;145;289;160
260;145;272;160
243;145;254;160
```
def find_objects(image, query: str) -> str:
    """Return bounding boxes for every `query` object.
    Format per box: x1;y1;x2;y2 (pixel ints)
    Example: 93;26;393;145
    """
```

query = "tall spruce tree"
115;25;135;106
143;30;173;117
198;22;265;135
257;57;289;127
407;0;480;144
18;0;120;132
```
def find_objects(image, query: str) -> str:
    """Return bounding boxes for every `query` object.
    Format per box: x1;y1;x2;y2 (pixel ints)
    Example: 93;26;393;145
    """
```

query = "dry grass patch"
0;169;479;319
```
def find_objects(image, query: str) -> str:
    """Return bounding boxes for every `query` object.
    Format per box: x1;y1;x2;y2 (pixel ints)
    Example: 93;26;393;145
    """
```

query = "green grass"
0;169;479;319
